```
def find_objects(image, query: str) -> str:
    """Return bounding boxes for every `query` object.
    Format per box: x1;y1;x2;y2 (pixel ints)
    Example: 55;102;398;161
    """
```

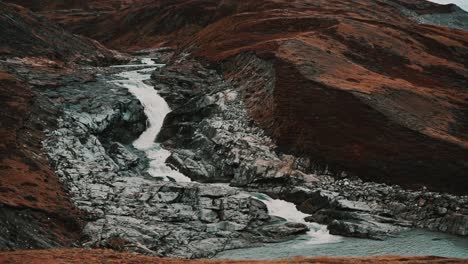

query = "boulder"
256;222;309;242
108;142;139;170
328;219;403;240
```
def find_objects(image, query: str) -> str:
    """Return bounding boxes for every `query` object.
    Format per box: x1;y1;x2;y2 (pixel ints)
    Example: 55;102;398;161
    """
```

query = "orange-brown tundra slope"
0;70;82;249
0;249;466;264
0;2;124;250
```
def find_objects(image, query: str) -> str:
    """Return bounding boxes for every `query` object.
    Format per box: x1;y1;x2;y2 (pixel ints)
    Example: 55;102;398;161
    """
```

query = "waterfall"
253;193;341;244
111;59;191;182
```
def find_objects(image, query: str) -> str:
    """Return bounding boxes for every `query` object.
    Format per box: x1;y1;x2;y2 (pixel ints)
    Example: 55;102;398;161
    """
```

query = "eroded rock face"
194;1;468;194
399;2;468;30
153;58;315;189
1;0;467;255
0;69;86;250
217;40;468;195
81;181;307;258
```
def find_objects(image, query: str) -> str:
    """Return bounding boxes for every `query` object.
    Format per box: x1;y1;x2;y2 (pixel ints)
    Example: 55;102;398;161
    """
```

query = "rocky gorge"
34;49;468;257
150;52;468;239
36;60;310;258
0;0;467;262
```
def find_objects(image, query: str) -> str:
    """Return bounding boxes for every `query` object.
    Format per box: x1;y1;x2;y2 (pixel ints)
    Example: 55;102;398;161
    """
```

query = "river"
111;58;468;260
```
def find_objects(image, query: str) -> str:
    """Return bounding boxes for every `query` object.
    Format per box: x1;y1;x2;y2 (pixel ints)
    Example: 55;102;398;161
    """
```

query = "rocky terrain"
0;1;125;250
0;69;80;250
0;0;467;262
151;53;467;239
39;67;308;257
0;43;308;257
402;1;468;30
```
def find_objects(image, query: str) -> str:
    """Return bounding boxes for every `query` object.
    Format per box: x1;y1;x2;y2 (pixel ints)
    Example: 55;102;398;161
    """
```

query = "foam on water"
110;58;162;68
141;58;157;65
111;59;191;182
254;193;340;244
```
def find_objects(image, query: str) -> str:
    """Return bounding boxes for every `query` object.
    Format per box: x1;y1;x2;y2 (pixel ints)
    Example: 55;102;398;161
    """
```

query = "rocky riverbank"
150;51;467;240
39;62;308;258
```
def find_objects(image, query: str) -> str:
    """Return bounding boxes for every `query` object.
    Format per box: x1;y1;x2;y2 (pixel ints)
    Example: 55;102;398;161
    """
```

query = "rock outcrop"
153;58;301;187
398;1;468;30
298;183;468;238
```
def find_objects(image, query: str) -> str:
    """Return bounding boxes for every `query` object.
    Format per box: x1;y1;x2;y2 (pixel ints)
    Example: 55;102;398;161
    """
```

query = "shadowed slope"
184;0;468;193
0;2;120;63
0;70;82;249
0;2;123;250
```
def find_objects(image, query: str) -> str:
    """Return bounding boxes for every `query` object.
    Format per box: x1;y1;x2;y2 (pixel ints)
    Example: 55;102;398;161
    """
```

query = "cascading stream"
111;60;191;182
111;58;339;244
253;193;341;244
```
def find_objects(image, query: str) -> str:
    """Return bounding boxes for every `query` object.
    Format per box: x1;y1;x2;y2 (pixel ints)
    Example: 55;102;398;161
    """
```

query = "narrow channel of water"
110;58;468;260
111;61;191;182
253;193;341;245
111;58;338;242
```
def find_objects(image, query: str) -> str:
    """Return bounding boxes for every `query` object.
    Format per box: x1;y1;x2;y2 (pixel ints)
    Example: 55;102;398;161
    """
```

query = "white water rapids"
111;58;339;245
111;59;191;182
254;193;341;244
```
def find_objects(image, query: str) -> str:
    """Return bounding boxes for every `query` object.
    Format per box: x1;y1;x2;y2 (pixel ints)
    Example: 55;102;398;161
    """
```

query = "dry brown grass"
0;249;466;264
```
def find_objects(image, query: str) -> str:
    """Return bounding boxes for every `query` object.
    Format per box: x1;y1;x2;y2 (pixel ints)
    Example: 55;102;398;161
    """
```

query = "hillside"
15;0;467;193
0;0;466;260
0;2;123;250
